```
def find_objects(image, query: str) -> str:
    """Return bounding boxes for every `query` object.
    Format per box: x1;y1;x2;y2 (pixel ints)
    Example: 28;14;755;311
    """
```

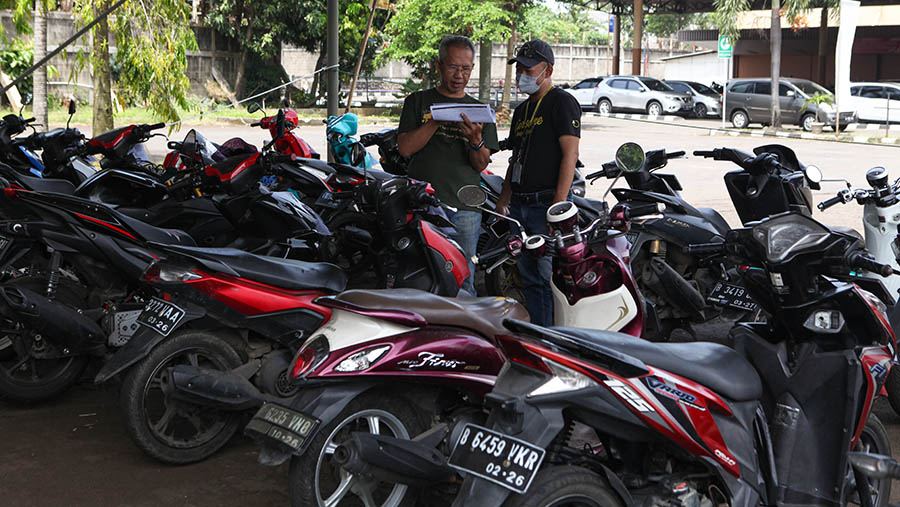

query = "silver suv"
593;76;694;116
725;78;857;131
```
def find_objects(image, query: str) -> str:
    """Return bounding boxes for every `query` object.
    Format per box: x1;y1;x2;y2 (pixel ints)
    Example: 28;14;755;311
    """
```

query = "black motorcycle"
589;142;820;339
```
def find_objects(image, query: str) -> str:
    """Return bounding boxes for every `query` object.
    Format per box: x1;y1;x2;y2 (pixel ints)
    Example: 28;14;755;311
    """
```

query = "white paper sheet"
430;103;496;123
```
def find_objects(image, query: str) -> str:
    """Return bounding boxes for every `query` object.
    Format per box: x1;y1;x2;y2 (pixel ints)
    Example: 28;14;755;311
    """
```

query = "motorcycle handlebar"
585;169;604;180
250;121;262;127
667;150;686;159
21;117;35;123
166;176;194;193
818;194;845;211
693;149;717;158
475;245;509;265
623;203;664;219
846;250;894;277
148;122;166;130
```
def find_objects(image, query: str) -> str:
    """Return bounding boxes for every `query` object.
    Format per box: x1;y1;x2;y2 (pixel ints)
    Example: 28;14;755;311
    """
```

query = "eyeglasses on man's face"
443;64;474;75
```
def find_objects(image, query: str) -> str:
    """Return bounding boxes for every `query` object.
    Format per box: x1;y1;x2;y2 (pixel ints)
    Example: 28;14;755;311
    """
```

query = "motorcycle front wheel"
845;414;892;506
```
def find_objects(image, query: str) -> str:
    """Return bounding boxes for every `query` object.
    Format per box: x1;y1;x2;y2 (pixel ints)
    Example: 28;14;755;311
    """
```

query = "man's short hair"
438;35;475;62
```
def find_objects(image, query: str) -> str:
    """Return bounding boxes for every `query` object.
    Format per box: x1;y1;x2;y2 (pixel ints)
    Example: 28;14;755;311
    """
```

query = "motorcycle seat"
696;207;731;235
159;245;347;293
334;288;530;338
550;326;762;402
15;173;76;194
113;213;196;247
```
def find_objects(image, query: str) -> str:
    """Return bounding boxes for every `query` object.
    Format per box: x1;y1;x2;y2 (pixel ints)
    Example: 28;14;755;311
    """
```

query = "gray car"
593;75;694;116
725;78;857;131
665;80;722;118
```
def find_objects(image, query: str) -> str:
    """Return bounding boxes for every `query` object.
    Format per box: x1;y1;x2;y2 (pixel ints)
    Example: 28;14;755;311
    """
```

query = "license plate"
136;298;186;336
448;423;545;494
314;191;340;209
245;403;320;453
707;281;758;312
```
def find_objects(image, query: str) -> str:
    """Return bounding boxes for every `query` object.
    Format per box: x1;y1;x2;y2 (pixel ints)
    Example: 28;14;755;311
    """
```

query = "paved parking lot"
3;115;900;505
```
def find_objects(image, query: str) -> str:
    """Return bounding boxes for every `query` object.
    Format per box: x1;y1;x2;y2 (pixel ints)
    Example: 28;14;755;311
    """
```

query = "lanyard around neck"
524;87;551;124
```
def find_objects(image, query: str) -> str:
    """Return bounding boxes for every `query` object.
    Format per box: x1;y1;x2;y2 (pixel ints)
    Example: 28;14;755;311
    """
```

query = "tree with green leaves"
67;0;197;131
204;0;383;107
715;0;838;129
378;0;512;84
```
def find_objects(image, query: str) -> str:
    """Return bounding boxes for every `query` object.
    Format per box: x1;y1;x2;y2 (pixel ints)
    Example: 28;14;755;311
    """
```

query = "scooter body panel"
864;200;900;297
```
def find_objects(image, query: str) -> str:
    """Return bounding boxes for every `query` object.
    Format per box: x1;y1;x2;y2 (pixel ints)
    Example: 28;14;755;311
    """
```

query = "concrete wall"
281;42;686;90
0;10;239;102
663;52;724;87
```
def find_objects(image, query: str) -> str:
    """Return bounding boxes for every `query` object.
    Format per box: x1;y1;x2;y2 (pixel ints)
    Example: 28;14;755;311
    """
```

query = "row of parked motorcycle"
1;99;899;507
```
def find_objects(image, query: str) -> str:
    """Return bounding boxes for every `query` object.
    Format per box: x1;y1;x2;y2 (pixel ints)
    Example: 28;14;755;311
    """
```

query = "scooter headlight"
334;344;391;372
528;358;597;396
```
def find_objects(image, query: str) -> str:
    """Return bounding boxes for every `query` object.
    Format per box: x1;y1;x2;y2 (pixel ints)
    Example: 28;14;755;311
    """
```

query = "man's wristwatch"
468;138;485;151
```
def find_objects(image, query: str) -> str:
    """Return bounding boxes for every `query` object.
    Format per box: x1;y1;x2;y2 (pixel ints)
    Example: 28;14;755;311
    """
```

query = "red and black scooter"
342;212;897;507
98;175;468;465
161;190;661;506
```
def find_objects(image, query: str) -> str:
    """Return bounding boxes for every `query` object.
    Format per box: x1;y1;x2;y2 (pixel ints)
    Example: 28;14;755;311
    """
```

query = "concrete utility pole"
632;0;643;75
327;0;338;160
613;12;621;74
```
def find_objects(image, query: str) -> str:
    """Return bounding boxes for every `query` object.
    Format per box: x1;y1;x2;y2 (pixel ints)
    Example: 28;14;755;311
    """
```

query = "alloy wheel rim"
141;346;232;450
315;408;410;507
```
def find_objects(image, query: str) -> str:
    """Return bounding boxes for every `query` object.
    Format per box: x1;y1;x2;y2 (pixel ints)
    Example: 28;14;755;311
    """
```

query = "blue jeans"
446;208;481;295
509;200;554;326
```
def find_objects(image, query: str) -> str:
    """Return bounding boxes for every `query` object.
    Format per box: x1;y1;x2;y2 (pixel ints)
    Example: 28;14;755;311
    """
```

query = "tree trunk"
478;39;491;102
33;8;48;132
92;0;114;134
769;0;781;129
817;8;828;84
500;25;517;121
233;24;254;100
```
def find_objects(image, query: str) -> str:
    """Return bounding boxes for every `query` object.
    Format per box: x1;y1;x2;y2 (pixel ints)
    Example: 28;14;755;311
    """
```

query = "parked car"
664;79;722;118
593;75;694;116
849;82;900;123
725;78;857;132
564;76;605;110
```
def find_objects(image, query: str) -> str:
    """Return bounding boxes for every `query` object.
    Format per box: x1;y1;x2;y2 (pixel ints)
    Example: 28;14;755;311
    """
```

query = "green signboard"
718;36;733;58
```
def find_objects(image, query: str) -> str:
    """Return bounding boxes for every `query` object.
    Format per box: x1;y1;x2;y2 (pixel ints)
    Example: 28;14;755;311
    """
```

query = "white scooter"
816;165;900;415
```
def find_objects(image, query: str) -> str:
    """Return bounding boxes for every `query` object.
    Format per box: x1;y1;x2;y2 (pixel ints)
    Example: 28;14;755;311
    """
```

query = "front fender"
93;300;206;383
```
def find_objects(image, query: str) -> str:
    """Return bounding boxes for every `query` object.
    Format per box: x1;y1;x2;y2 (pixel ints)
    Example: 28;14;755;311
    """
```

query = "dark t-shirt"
508;87;581;193
398;88;500;208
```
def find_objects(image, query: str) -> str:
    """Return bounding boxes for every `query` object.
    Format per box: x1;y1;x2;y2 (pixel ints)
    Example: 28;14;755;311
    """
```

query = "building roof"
661;50;716;61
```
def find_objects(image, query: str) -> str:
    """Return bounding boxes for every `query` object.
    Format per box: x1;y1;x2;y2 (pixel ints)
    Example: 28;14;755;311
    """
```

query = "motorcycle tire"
847;413;892;507
0;276;90;403
503;465;624;507
884;368;900;417
288;392;425;507
120;330;244;464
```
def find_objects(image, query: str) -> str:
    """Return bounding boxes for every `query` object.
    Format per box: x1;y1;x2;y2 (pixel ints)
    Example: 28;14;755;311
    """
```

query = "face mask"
516;66;546;95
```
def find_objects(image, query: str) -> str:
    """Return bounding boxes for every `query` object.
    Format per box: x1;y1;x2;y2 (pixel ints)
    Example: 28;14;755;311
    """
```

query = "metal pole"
327;0;339;161
632;0;643;76
722;58;728;129
345;0;378;113
613;12;621;74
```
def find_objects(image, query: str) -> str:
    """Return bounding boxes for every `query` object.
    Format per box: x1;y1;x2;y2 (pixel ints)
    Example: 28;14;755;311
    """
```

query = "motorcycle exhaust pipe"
649;257;707;314
0;286;105;356
165;364;267;411
334;432;454;486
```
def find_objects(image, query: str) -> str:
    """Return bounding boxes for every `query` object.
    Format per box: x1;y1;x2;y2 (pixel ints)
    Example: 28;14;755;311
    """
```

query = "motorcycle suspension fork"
45;248;62;299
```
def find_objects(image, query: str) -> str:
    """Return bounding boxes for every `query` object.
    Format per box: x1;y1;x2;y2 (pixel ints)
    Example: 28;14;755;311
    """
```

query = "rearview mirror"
457;185;488;207
804;165;823;184
68;100;77;115
615;143;646;173
350;142;367;167
247;102;261;114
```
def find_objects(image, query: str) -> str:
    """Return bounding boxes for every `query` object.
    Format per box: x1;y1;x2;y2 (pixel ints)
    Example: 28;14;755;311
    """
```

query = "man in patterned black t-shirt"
495;39;582;325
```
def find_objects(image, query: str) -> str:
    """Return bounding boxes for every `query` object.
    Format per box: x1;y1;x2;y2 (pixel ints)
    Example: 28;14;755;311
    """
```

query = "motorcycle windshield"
127;143;151;165
182;129;219;164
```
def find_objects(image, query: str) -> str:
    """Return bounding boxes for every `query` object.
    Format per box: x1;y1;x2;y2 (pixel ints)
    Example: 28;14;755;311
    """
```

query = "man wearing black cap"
496;39;581;326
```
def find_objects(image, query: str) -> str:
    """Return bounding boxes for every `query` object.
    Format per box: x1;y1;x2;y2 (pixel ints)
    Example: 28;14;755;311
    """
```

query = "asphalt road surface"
2;115;899;505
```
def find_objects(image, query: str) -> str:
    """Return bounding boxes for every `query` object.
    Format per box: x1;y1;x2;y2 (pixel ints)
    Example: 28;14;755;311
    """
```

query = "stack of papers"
430;103;496;123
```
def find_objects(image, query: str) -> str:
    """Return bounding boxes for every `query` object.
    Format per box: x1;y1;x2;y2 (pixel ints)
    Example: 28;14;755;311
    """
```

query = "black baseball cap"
507;39;554;67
